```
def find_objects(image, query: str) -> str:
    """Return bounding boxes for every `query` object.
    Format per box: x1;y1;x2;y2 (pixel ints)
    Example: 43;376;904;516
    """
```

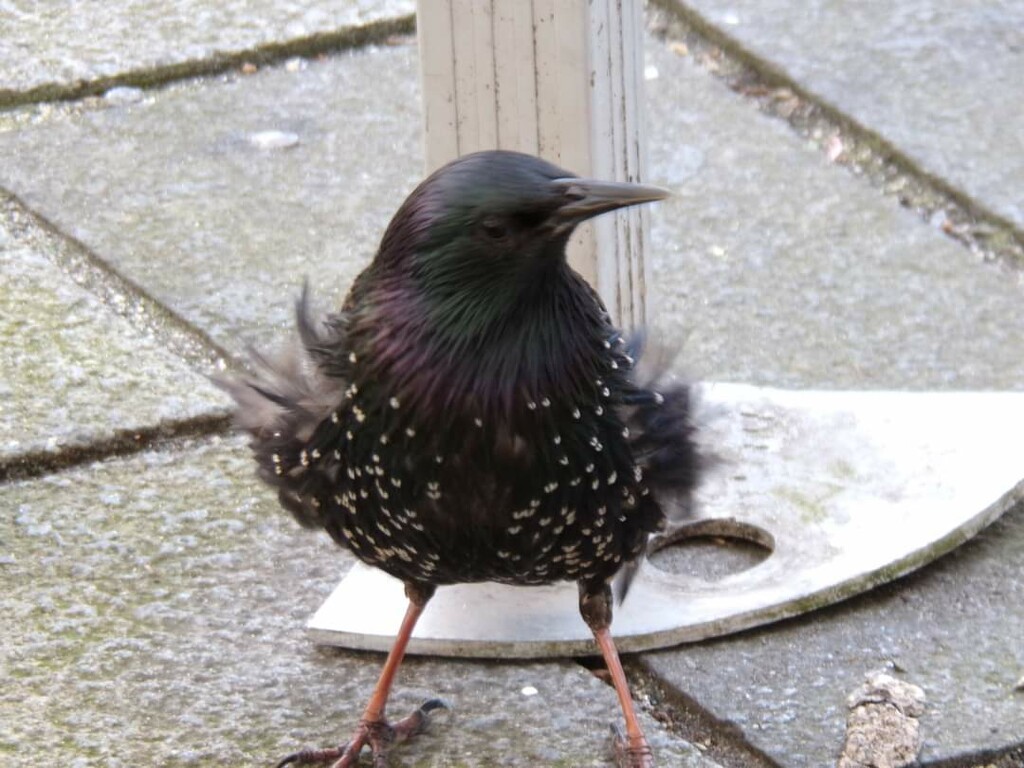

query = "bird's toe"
274;699;449;768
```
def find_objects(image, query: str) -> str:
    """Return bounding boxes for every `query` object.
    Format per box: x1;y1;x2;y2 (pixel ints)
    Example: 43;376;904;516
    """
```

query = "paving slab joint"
0;413;233;483
0;14;415;111
2;189;234;374
647;0;1024;270
920;743;1024;768
627;657;784;768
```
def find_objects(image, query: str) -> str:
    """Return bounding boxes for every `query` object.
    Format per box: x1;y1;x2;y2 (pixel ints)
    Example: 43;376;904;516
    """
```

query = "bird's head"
376;150;670;282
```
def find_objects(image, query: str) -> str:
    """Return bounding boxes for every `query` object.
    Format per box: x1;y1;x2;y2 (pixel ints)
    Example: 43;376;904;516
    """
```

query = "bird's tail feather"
213;287;348;529
613;332;710;602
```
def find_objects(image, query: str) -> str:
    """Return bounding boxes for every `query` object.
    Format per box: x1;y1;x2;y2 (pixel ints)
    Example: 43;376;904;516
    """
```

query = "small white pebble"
104;86;144;105
248;130;299;150
521;686;539;697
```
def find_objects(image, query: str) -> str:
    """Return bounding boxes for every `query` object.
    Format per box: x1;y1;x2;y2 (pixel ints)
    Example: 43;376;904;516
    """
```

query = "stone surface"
0;43;422;354
0;209;229;463
667;0;1024;230
639;501;1024;766
644;38;1024;390
0;0;414;101
0;438;719;767
2;39;1023;388
838;673;926;768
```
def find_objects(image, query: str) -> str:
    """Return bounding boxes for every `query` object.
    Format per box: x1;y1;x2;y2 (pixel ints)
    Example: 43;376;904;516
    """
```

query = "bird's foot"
611;724;655;768
274;699;448;768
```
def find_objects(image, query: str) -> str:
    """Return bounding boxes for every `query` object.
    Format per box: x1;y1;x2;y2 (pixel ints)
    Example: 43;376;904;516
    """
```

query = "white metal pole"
416;0;651;330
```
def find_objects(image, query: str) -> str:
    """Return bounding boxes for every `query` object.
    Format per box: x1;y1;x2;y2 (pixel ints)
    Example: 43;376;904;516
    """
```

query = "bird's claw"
272;699;449;768
610;723;655;768
274;744;349;768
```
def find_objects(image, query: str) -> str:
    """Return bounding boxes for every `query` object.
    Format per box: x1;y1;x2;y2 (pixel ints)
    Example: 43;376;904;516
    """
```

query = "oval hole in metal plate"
647;519;774;582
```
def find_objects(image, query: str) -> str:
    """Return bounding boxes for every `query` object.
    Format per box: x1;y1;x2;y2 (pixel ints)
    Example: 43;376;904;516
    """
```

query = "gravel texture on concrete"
0;211;229;464
0;43;422;354
667;0;1024;230
1;437;720;767
643;37;1024;390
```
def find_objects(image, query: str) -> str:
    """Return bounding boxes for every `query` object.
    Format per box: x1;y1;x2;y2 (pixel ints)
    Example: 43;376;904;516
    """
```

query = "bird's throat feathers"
350;257;611;423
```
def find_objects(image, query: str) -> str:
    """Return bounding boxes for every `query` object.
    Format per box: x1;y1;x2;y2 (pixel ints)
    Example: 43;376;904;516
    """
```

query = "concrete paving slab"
0;0;413;103
638;499;1024;767
2;39;1023;390
644;38;1024;389
665;0;1024;231
0;209;229;466
1;437;719;767
0;43;422;354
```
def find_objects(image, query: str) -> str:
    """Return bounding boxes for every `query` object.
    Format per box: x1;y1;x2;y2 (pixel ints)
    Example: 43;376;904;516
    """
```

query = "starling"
223;150;701;768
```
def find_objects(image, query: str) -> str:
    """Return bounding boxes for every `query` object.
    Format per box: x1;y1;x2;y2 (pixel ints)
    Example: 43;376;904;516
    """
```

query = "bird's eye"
480;217;509;241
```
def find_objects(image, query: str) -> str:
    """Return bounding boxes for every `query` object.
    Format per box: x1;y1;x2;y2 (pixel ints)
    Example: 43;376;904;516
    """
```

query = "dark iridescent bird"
223;150;700;768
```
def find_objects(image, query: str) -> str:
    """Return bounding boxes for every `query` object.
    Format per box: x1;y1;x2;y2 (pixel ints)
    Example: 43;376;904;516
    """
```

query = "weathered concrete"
644;38;1024;390
0;43;422;354
1;8;1023;768
0;207;229;464
1;40;1022;388
665;0;1024;231
1;438;719;767
0;0;414;102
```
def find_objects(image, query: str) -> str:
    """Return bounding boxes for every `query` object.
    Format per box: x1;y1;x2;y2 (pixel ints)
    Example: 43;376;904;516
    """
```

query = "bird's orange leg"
276;583;445;768
581;584;654;768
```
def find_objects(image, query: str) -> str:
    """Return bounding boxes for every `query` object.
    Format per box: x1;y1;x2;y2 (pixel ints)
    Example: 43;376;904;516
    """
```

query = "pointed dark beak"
550;177;672;223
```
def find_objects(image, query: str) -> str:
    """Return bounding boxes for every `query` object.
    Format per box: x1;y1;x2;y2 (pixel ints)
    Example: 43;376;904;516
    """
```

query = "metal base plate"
307;385;1024;657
